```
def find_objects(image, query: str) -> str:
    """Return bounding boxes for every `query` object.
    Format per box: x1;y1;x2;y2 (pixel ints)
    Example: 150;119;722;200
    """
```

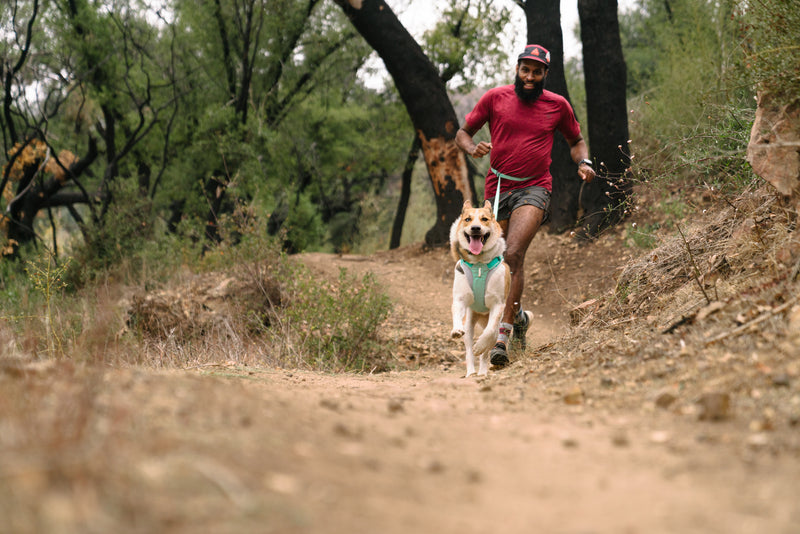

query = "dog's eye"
465;217;472;222
481;217;489;222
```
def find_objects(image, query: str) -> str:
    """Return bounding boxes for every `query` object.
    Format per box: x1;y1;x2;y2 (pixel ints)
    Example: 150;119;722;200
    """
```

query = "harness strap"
490;167;539;218
459;256;503;313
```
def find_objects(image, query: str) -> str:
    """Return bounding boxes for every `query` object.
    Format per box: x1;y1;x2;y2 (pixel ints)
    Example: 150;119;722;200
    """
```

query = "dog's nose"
470;225;482;234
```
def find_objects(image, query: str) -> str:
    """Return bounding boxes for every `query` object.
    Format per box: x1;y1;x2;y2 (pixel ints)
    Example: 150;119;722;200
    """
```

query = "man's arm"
456;124;492;159
568;136;596;183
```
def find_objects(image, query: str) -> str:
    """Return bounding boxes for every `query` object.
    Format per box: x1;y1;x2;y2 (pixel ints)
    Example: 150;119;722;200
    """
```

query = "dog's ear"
462;199;473;212
483;199;492;212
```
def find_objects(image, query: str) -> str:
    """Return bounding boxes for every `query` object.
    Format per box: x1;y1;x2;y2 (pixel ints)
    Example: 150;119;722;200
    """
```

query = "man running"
455;44;596;366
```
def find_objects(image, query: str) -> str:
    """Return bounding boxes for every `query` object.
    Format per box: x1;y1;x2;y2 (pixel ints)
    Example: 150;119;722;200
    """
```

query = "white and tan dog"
450;200;510;377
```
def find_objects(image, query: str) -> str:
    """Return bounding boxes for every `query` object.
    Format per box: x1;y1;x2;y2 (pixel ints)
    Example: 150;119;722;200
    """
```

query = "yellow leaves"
46;150;78;183
3;140;78;185
1;238;18;257
4;140;47;182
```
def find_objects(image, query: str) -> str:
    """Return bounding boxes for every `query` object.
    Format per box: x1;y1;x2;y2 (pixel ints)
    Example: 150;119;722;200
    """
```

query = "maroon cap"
518;44;550;67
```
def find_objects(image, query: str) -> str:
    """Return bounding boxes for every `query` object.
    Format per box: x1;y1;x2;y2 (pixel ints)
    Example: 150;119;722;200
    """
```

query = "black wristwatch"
579;158;593;167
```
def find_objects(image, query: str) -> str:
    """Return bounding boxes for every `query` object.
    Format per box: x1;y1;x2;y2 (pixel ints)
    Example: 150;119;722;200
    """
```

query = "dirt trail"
3;231;800;533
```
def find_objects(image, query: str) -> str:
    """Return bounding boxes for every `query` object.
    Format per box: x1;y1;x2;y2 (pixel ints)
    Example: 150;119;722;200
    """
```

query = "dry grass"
525;184;800;452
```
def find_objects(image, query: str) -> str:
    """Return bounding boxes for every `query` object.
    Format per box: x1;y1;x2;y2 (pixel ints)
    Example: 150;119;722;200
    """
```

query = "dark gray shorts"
493;186;551;222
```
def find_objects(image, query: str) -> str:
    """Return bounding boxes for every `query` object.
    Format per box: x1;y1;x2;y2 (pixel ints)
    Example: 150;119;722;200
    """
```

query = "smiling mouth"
465;231;489;255
465;231;488;244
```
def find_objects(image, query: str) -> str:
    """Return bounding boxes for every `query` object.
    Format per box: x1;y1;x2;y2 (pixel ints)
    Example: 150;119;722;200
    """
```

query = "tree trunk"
333;0;474;247
518;0;582;233
390;135;420;249
578;0;631;238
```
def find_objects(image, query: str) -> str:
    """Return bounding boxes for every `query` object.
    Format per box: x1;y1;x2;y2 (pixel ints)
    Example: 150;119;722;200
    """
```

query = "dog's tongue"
468;236;484;255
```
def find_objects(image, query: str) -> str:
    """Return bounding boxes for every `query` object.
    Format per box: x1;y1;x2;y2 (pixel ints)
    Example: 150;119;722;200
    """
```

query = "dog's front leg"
473;267;508;368
463;311;477;377
473;303;504;358
477;350;489;376
451;273;472;339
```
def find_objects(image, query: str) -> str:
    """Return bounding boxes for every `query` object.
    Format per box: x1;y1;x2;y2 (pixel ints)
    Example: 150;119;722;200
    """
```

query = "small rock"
387;398;404;413
424;459;445;473
611;430;630;447
655;391;678;409
466;470;483;484
745;433;770;450
564;386;584;405
267;473;300;495
749;417;774;432
562;436;579;448
649;430;671;444
771;373;791;388
697;392;731;421
600;377;617;388
320;398;339;411
332;422;359;438
695;433;717;444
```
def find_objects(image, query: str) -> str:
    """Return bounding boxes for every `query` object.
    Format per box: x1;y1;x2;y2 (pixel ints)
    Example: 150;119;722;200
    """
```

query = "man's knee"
505;249;525;272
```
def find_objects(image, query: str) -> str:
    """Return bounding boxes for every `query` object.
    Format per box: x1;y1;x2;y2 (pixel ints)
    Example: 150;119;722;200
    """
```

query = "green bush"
740;0;800;102
279;266;393;372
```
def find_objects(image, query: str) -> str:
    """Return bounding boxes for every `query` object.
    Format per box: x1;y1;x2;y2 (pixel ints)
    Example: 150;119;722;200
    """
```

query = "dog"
449;199;510;377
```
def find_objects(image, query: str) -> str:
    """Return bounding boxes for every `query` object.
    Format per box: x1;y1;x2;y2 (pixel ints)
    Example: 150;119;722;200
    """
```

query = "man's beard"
514;75;545;103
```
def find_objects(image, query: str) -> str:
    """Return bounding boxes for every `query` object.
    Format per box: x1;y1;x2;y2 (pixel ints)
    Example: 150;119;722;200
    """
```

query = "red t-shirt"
464;86;582;197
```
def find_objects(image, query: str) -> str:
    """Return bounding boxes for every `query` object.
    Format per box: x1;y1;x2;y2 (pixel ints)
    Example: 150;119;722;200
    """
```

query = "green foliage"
281;266;393;372
422;0;512;91
622;0;746;139
565;57;587;124
281;191;327;254
739;0;800;102
619;0;764;209
25;253;70;356
271;92;411;252
625;222;661;250
66;181;159;286
195;214;393;372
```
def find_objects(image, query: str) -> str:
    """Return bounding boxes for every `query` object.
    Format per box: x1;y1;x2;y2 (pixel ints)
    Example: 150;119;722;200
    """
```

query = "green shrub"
740;0;800;102
279;266;393;372
625;222;661;250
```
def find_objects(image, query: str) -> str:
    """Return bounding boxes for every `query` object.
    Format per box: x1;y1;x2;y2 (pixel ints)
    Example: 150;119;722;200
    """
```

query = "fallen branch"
676;223;711;305
705;295;799;345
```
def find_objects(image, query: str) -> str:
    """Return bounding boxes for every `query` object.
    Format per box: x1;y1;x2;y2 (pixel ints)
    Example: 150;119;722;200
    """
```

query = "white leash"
490;167;537;218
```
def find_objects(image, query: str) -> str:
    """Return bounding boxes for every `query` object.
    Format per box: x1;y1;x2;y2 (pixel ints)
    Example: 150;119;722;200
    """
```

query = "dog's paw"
473;337;493;355
451;328;464;339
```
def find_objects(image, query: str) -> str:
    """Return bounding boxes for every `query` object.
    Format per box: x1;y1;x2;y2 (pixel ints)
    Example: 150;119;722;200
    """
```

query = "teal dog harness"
457;255;504;313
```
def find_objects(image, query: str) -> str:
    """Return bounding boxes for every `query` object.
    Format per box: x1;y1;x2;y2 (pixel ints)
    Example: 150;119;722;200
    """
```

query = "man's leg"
491;204;545;365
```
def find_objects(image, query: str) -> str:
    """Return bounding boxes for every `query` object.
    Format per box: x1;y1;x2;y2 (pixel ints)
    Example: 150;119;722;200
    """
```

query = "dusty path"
3;231;800;533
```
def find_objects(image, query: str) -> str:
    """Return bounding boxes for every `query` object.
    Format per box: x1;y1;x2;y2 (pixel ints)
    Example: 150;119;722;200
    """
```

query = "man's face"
514;59;547;102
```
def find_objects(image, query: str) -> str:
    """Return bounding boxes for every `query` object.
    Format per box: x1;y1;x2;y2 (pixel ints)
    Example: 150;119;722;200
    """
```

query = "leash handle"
490;167;537;219
493;177;501;218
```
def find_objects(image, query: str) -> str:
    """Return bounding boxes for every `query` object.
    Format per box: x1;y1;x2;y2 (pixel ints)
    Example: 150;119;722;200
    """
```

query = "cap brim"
518;55;548;65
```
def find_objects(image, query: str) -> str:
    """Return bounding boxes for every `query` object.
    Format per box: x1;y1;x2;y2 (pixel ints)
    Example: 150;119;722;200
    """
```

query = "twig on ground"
676;223;712;305
705;295;799;346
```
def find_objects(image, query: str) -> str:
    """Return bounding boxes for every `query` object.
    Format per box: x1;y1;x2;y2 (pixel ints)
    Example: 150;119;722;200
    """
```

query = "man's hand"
578;163;596;183
471;141;492;158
